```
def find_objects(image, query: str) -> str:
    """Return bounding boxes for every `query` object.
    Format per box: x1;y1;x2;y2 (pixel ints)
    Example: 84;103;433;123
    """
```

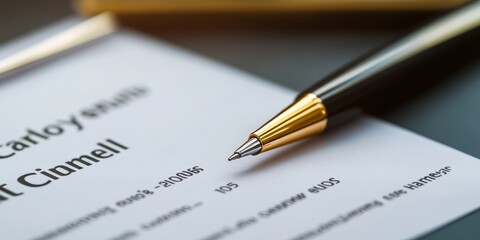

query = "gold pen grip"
251;93;327;153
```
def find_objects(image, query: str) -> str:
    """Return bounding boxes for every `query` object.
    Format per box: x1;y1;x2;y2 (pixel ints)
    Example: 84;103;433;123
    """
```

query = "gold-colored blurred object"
251;93;327;153
0;12;116;76
76;0;470;16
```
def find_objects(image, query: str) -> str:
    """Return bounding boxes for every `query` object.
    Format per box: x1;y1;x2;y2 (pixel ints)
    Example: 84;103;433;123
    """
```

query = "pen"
228;1;480;161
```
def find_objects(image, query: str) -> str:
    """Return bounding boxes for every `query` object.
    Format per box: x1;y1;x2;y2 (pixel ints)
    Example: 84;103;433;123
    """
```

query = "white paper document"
1;24;480;240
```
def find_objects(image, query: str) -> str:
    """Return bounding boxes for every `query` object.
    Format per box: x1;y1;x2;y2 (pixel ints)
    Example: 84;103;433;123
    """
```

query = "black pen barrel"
301;1;480;116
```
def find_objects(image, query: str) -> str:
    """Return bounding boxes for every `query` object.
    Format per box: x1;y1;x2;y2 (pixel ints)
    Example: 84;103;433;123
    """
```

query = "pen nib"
227;138;262;161
228;153;241;161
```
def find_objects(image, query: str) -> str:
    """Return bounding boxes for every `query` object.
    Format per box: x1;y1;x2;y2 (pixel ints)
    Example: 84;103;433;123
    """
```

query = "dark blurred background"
1;0;479;239
0;0;72;45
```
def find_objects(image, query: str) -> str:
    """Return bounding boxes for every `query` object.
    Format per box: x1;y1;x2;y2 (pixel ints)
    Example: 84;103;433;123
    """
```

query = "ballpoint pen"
228;1;480;161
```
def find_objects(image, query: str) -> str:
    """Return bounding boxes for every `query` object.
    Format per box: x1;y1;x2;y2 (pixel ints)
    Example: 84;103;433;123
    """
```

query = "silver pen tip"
228;153;241;161
227;138;262;161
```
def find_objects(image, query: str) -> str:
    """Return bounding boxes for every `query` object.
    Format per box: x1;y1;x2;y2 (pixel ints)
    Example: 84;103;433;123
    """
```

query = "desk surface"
1;1;479;239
